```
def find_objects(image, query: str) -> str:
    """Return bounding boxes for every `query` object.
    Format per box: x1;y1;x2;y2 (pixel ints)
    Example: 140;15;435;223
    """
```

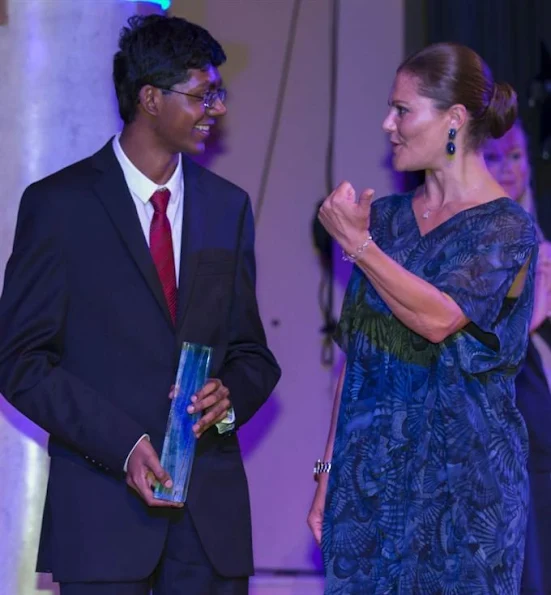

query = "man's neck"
119;125;179;186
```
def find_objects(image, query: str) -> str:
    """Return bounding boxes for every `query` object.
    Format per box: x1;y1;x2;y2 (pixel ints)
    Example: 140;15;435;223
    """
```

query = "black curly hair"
113;15;226;124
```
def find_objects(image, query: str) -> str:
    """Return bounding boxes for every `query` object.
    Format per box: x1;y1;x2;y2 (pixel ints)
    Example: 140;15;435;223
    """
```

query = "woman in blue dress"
308;43;538;594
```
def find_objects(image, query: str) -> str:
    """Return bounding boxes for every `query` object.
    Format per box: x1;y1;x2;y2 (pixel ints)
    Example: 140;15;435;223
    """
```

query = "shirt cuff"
215;407;235;434
123;434;150;472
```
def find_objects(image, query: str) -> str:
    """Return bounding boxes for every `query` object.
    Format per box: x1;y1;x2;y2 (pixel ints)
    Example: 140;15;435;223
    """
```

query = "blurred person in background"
484;120;551;594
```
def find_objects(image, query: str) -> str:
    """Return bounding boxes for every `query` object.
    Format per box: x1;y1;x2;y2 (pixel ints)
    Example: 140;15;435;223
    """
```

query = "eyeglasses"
160;87;227;109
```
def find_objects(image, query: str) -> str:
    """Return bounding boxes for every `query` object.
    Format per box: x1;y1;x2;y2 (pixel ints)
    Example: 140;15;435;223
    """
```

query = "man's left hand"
187;379;231;438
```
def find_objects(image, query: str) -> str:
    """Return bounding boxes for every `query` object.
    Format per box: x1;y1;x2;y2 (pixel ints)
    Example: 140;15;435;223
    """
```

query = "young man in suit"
0;15;280;595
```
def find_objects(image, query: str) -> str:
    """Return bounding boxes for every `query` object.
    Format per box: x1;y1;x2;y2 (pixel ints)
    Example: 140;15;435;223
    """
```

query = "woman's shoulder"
490;197;537;236
470;197;538;249
499;196;534;222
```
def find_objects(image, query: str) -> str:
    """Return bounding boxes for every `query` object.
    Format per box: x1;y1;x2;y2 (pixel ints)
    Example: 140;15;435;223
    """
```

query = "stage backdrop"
0;2;405;592
170;0;405;573
0;1;162;594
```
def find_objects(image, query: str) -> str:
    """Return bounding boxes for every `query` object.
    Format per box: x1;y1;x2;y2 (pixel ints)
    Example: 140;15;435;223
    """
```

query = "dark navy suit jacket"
516;334;551;473
0;140;281;583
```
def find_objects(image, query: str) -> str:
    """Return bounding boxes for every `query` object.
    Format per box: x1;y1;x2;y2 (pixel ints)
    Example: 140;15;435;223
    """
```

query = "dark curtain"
409;0;551;234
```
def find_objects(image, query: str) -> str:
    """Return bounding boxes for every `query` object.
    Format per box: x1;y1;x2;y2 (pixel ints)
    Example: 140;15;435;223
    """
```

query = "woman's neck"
422;151;499;208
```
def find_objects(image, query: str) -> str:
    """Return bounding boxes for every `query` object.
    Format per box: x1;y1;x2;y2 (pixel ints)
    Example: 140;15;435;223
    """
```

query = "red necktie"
150;188;177;324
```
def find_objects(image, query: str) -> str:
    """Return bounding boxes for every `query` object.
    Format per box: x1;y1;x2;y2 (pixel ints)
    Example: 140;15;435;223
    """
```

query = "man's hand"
126;437;182;508
188;379;231;438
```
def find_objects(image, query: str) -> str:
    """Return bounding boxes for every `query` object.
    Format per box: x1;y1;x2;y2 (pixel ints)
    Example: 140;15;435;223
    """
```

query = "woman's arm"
354;241;468;343
307;363;346;545
318;183;468;343
319;182;533;344
321;363;346;464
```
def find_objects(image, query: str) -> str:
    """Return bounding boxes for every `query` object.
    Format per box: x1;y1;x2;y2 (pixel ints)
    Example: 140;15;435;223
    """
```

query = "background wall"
419;0;551;236
0;1;404;592
170;0;405;573
0;2;164;593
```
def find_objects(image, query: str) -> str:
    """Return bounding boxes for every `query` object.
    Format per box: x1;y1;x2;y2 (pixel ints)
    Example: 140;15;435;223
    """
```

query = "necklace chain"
421;190;433;219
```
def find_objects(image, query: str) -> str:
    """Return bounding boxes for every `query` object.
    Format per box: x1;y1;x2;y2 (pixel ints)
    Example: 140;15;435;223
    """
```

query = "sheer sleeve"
431;208;537;334
429;205;538;373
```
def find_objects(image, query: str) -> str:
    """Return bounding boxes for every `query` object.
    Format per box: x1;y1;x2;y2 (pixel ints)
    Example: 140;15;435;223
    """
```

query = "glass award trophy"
153;342;213;503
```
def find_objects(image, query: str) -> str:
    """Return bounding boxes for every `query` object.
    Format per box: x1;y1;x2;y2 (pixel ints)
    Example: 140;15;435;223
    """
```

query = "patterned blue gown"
322;192;538;594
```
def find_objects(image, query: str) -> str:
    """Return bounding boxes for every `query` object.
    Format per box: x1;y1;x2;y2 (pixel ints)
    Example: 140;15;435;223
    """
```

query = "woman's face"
382;71;450;172
483;125;530;201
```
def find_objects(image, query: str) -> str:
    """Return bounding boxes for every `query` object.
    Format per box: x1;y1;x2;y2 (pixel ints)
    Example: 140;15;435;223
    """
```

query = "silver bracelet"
342;234;373;262
313;459;332;476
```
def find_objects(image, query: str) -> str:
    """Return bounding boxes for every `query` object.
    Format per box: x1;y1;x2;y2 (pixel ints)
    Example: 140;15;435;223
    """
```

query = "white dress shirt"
113;133;184;281
112;135;234;473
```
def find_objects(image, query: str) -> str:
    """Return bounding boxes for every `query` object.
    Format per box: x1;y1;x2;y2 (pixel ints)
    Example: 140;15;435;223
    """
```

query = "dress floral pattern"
322;192;538;594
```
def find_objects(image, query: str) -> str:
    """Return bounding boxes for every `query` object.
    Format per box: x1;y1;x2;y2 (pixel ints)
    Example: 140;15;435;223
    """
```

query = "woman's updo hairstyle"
397;42;517;149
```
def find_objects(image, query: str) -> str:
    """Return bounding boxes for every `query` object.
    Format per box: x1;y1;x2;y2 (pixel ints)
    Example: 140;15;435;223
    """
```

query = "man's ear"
138;85;164;117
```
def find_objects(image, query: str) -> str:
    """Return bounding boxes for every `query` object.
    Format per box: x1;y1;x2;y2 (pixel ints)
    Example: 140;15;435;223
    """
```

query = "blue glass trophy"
153;342;213;503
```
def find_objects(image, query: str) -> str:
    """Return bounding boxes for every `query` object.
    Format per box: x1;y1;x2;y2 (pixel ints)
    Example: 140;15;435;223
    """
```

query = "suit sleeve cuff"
215;407;235;434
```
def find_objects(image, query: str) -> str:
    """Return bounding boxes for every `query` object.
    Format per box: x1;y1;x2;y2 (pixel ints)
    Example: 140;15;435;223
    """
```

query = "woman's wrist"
314;473;329;497
342;232;373;263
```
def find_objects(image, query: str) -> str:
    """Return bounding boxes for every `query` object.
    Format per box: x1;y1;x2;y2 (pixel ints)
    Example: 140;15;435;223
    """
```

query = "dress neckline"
407;193;511;239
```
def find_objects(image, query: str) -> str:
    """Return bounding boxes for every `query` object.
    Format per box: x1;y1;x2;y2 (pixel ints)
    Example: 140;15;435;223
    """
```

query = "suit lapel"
91;141;173;326
176;156;207;336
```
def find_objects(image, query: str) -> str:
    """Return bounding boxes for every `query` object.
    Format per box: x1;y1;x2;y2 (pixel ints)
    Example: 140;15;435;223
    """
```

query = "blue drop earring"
446;128;457;156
